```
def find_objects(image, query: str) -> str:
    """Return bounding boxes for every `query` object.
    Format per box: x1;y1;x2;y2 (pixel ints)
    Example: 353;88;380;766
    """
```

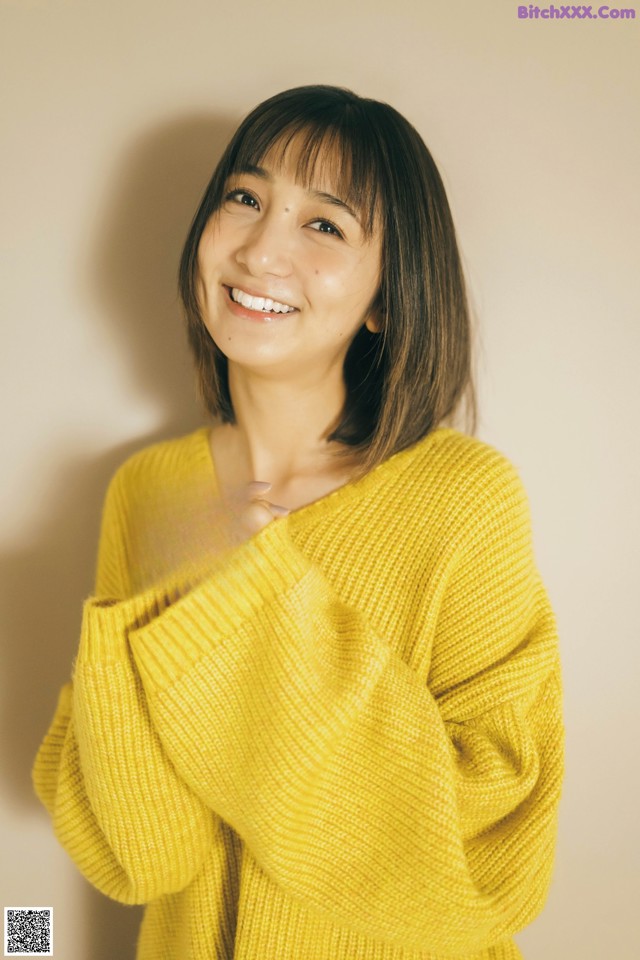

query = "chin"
210;335;293;368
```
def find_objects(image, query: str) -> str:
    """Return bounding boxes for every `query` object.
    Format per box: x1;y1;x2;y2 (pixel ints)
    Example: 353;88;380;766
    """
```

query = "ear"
365;296;383;334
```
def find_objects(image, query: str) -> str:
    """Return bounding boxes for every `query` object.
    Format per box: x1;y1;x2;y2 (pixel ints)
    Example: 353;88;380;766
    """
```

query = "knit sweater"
32;425;564;960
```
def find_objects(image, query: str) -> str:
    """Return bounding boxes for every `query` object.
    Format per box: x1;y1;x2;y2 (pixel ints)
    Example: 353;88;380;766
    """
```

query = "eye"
224;188;259;208
308;219;344;239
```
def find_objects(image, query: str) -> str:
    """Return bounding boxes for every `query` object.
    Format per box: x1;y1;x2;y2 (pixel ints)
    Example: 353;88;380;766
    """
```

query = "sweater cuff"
74;584;172;669
128;516;313;694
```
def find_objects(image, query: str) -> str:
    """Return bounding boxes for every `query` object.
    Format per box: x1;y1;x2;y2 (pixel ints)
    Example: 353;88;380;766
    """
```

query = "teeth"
231;287;295;314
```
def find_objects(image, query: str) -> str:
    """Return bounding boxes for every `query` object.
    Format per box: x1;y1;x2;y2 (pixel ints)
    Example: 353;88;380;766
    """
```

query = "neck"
223;361;349;484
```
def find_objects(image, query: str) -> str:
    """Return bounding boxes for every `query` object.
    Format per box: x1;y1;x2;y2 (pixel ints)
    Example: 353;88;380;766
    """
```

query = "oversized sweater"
32;424;565;960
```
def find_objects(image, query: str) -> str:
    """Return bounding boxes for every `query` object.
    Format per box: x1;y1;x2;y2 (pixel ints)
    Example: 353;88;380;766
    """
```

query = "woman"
32;85;565;960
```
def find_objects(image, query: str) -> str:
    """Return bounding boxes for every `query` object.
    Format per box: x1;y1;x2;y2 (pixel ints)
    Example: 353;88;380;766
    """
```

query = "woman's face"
196;136;383;381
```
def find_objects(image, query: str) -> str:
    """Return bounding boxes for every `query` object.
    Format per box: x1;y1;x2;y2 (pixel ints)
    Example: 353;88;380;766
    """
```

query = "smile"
229;286;297;315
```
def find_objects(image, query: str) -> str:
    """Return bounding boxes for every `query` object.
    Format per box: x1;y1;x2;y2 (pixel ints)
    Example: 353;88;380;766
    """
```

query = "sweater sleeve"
31;467;217;904
123;461;565;955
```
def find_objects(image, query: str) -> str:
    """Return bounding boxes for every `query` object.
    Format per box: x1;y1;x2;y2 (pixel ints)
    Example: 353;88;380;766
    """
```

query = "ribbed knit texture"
32;425;564;960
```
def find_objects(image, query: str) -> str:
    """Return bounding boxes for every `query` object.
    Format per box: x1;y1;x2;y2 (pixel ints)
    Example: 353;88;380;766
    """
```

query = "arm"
123;462;565;954
31;467;217;904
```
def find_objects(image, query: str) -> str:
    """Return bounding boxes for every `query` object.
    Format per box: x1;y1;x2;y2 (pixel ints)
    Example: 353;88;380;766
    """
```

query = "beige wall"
2;1;638;957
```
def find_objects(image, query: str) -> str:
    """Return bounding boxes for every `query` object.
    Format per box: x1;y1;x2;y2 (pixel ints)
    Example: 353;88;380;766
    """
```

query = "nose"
234;209;294;278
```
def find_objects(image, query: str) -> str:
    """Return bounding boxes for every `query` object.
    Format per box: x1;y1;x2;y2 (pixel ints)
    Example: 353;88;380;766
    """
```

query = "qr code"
4;908;53;956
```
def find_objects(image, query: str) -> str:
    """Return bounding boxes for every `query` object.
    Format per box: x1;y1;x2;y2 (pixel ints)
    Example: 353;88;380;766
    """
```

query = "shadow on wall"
2;111;236;960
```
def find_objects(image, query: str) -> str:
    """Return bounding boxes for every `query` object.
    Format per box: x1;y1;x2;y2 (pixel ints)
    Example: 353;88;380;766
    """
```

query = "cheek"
197;216;225;266
195;271;206;307
195;234;210;278
316;265;375;311
195;233;217;304
198;221;218;260
309;254;359;301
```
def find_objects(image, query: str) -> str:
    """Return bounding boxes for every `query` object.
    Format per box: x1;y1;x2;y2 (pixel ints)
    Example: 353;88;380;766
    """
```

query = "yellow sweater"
32;425;565;960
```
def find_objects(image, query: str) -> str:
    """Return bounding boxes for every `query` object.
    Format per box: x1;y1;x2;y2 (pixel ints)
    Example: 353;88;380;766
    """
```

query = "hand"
139;478;290;598
226;481;291;548
159;481;290;599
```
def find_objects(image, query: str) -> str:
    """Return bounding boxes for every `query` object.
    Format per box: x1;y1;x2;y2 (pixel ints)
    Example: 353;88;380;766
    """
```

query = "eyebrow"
232;164;362;227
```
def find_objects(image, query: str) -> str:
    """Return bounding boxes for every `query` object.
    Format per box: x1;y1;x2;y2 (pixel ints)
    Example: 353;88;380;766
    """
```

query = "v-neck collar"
192;424;454;529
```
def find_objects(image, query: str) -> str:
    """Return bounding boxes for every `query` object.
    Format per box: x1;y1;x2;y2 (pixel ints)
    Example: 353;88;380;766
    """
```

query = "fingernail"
248;481;272;493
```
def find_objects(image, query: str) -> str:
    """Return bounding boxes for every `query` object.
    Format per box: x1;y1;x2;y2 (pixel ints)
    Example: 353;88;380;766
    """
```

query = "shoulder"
105;427;210;505
99;426;212;542
406;427;532;544
424;427;526;497
96;427;214;596
410;427;522;502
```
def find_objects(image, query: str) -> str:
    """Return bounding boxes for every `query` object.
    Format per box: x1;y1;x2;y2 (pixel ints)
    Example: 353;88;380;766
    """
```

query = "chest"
209;426;356;513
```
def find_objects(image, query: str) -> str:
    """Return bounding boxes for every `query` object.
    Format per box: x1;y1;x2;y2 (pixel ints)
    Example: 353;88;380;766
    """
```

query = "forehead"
261;132;346;189
228;126;382;237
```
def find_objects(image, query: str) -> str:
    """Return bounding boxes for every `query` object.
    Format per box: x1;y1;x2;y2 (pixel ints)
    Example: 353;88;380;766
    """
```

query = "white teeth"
231;287;295;314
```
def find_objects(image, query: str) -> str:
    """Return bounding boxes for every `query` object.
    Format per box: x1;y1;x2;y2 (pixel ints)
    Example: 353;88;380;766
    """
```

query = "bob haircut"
178;84;476;479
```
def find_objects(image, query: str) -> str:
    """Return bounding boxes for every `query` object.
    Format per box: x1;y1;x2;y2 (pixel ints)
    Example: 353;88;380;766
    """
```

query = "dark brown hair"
178;84;477;479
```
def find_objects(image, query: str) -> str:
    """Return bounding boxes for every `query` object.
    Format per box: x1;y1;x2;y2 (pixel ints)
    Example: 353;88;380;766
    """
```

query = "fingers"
246;481;290;518
247;481;272;495
243;500;274;530
267;502;290;517
243;500;289;526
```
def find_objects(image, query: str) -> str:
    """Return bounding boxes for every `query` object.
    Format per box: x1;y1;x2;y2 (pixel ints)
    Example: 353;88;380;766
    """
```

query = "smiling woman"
193;133;385;497
32;84;565;960
185;132;388;516
179;86;476;489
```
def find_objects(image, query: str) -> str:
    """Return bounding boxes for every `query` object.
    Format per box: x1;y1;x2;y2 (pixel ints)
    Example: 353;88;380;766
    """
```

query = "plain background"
2;1;638;957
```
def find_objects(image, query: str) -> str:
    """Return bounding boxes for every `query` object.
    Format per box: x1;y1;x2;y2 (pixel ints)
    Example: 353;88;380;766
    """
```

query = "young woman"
32;85;565;960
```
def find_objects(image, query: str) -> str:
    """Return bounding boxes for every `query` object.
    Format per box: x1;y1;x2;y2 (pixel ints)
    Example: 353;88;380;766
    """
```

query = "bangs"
222;118;383;240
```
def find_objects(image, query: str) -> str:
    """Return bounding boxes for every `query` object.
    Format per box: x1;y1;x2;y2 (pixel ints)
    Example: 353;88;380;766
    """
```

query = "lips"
223;284;298;310
223;285;295;322
231;287;296;313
